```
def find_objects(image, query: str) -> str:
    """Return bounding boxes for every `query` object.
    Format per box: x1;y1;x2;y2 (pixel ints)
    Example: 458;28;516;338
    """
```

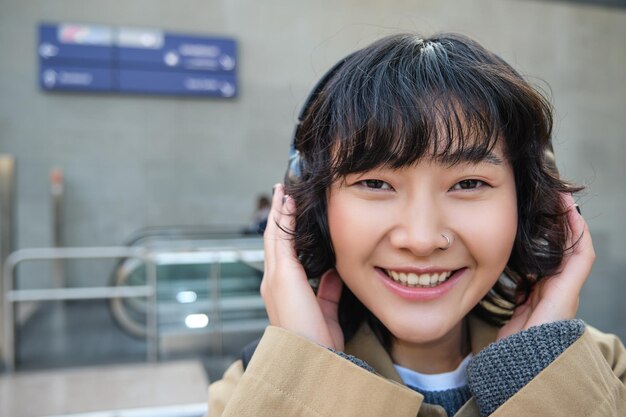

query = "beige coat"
208;317;626;416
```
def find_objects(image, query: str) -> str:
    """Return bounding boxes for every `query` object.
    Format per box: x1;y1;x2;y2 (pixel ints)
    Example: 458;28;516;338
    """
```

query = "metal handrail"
1;245;266;373
6;286;154;302
2;247;158;373
121;225;248;247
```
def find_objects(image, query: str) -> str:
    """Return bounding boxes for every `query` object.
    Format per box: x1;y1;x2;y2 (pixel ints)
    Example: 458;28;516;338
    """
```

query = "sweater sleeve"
467;320;626;417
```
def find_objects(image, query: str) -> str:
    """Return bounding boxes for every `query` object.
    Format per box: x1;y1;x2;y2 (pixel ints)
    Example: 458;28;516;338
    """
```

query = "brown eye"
451;179;486;191
359;179;392;190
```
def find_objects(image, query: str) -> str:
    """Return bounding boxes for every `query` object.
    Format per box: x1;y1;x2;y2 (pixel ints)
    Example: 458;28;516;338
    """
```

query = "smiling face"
327;142;517;350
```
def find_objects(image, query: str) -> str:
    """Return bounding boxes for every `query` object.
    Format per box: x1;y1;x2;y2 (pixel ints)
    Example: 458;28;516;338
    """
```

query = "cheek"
327;193;351;266
327;192;388;270
327;193;364;259
454;194;518;270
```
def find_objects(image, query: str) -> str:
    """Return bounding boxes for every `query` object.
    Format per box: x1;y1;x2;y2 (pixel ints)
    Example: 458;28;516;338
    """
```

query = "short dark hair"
286;33;580;346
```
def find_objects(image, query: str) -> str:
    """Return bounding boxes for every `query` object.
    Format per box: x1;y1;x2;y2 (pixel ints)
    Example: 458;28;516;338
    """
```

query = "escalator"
108;226;267;355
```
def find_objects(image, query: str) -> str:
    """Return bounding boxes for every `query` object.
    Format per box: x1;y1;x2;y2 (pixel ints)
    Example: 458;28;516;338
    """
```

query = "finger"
267;183;285;228
265;185;298;266
263;183;285;265
566;199;592;255
274;194;298;261
559;195;595;293
562;193;583;247
261;183;287;322
264;186;301;283
317;269;343;323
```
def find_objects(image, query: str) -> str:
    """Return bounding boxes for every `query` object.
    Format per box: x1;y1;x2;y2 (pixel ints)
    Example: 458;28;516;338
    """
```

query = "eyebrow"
436;147;504;166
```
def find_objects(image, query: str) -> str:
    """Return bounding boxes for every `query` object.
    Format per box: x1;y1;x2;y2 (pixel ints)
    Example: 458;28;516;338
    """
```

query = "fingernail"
574;204;581;215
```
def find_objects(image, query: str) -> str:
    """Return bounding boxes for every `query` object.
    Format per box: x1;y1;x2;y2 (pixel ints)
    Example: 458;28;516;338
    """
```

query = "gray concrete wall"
1;0;625;339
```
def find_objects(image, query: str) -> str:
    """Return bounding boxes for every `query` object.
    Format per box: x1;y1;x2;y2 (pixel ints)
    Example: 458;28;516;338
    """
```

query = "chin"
384;317;454;345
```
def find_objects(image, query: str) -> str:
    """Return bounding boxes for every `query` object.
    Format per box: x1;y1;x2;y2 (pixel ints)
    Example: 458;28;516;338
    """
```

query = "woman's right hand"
260;183;345;351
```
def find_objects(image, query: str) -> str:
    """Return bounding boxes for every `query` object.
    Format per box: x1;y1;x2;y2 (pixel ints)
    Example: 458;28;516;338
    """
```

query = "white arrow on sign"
42;69;57;88
220;82;235;97
39;43;59;59
219;55;235;71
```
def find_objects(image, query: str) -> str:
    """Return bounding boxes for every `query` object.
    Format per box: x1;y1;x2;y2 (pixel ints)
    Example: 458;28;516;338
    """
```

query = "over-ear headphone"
284;54;355;186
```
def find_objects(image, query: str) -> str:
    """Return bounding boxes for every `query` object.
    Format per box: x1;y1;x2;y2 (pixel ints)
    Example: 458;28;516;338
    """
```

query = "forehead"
329;109;507;177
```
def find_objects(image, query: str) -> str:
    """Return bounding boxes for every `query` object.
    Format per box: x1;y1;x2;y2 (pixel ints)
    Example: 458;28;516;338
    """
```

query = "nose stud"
441;233;452;250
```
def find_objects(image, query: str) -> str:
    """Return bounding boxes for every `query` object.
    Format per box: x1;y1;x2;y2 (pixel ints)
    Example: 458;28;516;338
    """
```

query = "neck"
389;319;469;374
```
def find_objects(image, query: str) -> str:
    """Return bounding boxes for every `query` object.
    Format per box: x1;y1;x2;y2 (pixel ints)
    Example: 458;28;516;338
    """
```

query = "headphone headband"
285;53;355;185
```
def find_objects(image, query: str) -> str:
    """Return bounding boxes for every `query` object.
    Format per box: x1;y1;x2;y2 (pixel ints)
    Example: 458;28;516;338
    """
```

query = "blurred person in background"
243;194;270;235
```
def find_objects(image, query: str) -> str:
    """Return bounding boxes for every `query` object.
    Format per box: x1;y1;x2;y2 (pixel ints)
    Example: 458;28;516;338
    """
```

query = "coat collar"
344;315;499;383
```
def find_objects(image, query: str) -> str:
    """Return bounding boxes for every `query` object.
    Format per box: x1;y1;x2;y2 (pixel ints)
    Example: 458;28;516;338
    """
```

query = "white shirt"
393;354;472;391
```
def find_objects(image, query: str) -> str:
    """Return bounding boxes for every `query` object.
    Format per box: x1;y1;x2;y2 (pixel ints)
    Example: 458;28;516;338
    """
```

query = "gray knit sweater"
339;319;586;416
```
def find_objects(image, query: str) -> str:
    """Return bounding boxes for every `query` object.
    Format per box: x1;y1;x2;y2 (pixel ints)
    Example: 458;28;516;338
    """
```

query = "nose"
388;194;446;256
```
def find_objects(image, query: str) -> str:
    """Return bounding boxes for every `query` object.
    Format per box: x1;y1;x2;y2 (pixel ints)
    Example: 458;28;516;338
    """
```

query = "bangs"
329;92;502;176
301;34;544;178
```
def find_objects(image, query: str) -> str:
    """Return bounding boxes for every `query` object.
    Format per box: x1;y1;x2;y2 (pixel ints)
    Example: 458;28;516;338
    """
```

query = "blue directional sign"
38;23;238;98
38;23;114;65
119;69;236;97
117;30;237;72
40;65;113;92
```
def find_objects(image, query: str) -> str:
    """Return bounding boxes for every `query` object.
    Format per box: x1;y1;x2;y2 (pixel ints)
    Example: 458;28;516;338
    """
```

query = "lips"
383;269;455;288
376;267;466;301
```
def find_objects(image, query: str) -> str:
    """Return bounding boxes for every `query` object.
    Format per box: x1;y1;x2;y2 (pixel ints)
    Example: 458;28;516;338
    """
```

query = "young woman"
208;33;626;416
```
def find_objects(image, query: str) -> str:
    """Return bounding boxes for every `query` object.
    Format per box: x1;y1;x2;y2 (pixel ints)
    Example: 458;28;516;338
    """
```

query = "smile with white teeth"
385;270;453;288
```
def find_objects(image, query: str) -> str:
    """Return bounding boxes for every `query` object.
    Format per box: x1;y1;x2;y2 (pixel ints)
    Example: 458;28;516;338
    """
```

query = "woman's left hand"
497;194;595;340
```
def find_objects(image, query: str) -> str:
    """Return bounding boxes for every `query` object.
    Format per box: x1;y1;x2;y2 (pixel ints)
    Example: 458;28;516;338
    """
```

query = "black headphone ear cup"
284;144;303;186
